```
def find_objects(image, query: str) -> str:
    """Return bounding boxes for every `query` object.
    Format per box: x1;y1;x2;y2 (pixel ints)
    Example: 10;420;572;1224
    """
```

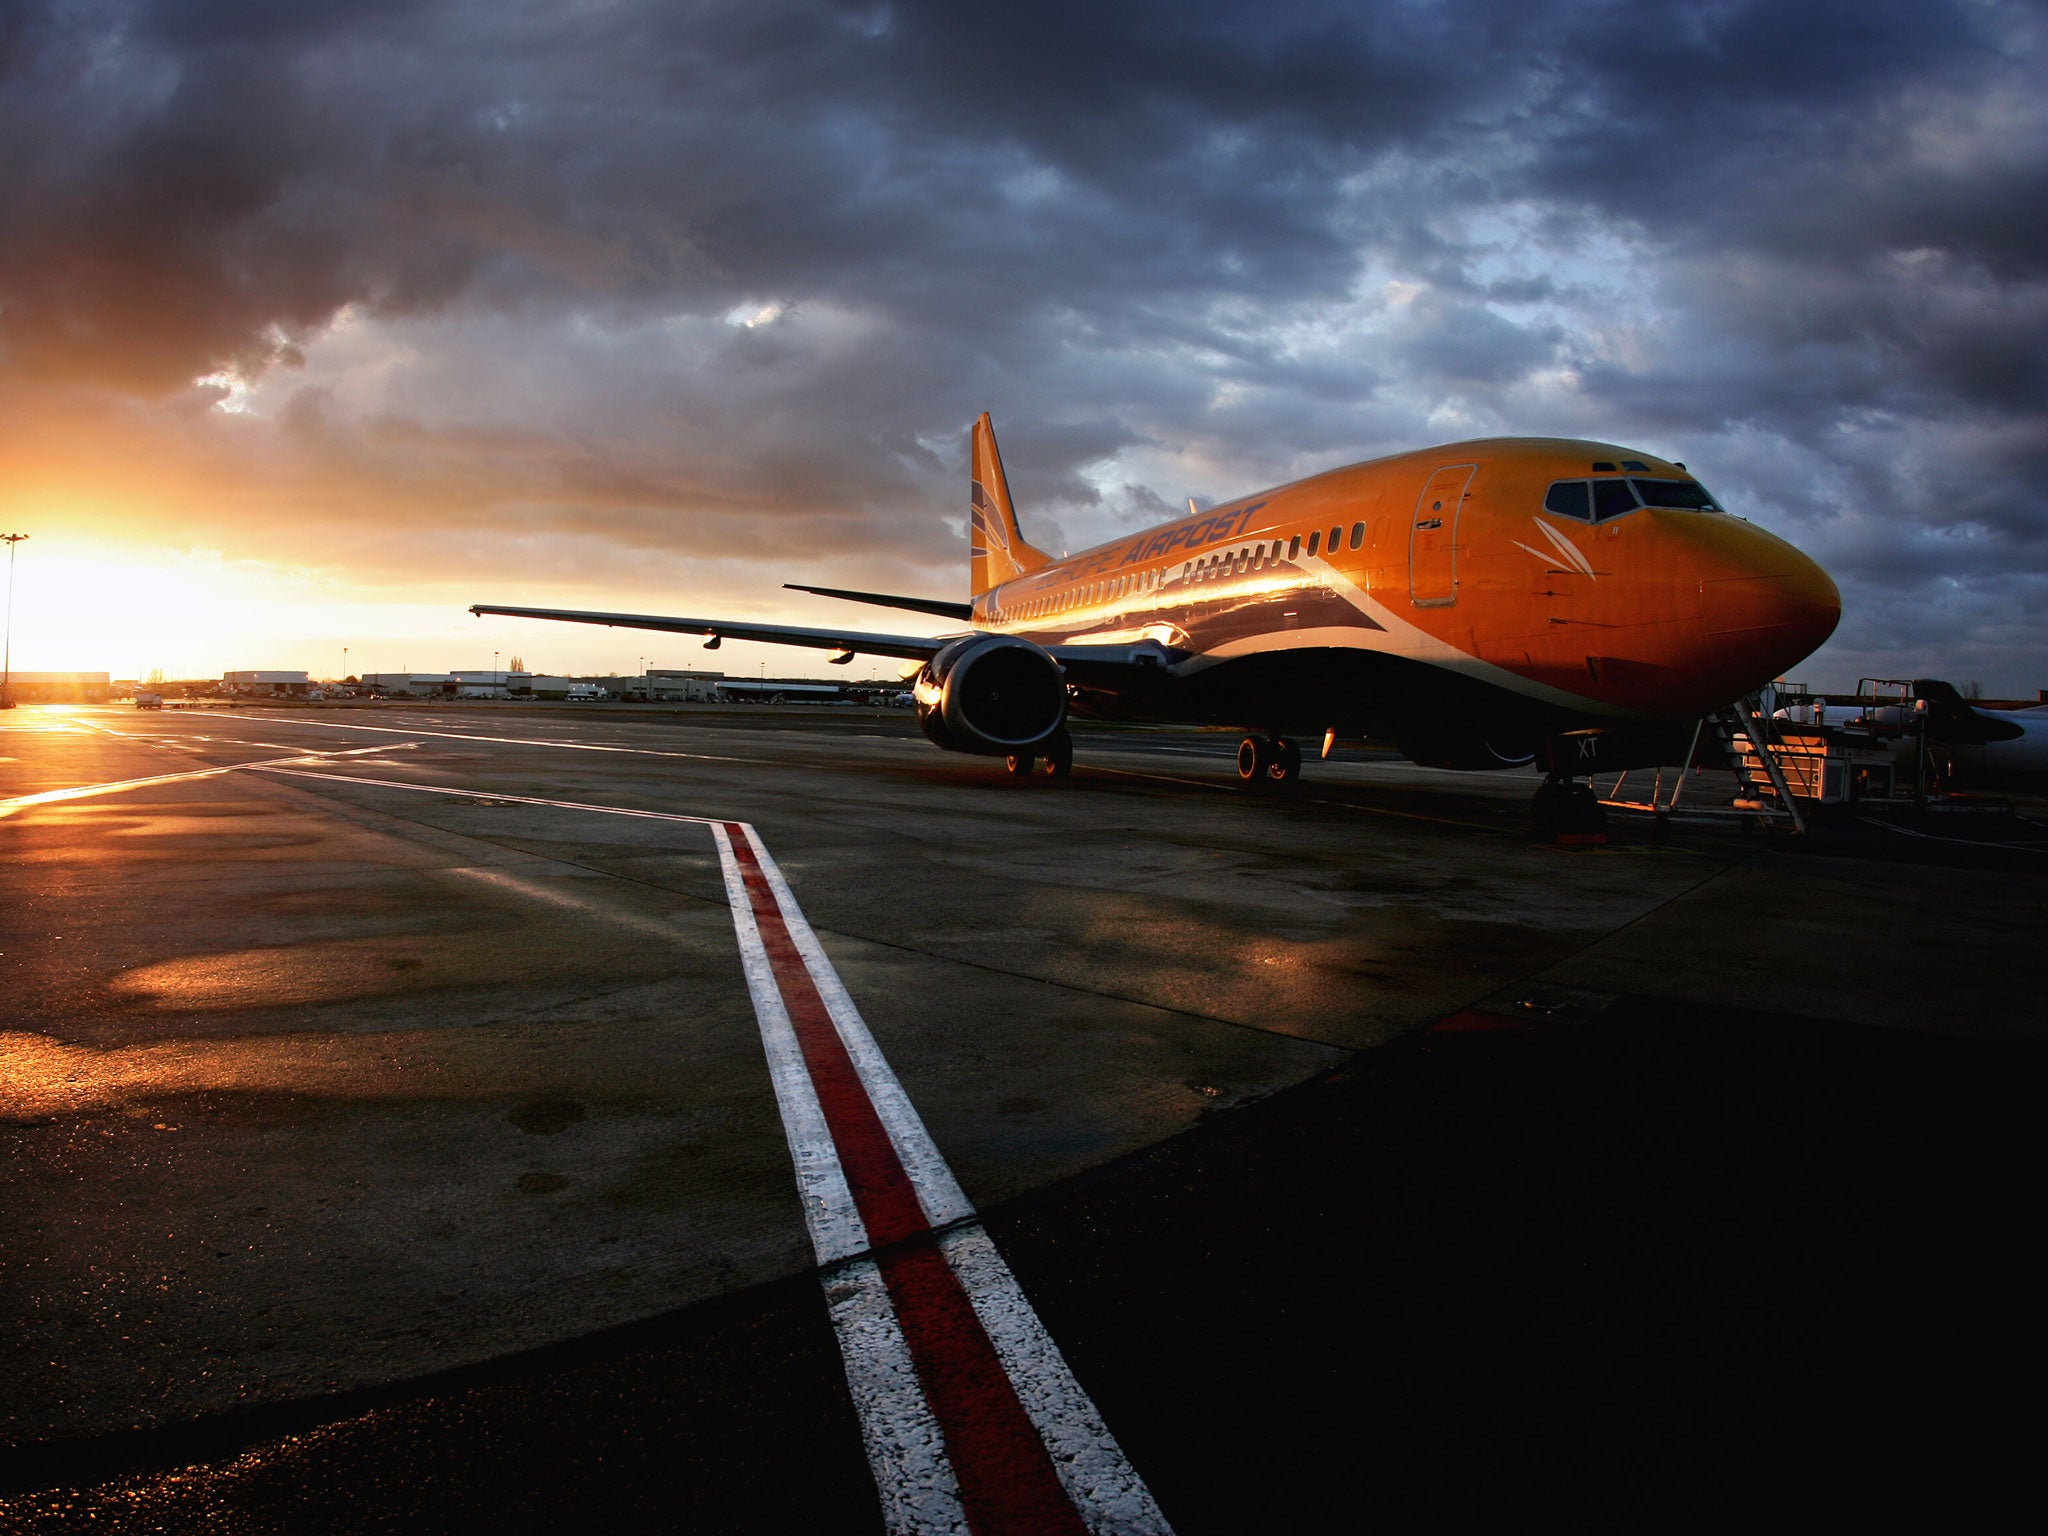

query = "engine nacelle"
913;634;1068;756
1395;727;1539;771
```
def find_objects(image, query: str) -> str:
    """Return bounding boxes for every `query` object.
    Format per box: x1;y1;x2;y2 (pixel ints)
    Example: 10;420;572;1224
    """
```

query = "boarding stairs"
1599;694;1808;833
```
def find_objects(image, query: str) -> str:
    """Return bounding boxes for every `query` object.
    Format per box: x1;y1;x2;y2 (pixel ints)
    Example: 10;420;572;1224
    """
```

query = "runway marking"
252;767;733;826
717;822;1171;1536
190;711;762;764
161;761;1172;1533
0;745;402;814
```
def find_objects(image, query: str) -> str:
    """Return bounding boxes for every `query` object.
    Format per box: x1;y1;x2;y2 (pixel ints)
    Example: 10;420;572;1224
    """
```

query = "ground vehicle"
135;691;162;709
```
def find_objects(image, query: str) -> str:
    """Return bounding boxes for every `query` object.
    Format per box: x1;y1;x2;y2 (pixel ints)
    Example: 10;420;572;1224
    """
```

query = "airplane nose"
1695;524;1840;693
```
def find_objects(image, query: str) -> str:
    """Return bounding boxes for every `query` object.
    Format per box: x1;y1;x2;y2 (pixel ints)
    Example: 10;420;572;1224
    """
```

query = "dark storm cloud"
3;0;2044;684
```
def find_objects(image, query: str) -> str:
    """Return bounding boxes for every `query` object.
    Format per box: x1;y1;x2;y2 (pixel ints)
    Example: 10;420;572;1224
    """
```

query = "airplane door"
1408;464;1477;607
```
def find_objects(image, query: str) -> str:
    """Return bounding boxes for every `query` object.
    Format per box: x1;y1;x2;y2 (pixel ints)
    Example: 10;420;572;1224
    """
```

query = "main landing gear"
1237;735;1302;786
1006;729;1073;779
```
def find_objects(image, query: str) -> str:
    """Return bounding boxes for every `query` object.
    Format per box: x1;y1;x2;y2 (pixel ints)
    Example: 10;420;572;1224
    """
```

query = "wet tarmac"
3;702;2044;1530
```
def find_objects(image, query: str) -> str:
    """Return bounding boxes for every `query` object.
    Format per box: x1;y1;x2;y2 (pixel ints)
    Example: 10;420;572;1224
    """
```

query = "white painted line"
710;822;874;1265
251;766;730;826
824;1255;972;1535
0;762;262;811
938;1223;1176;1535
196;710;761;764
739;826;977;1231
0;745;405;813
718;821;1172;1535
714;822;970;1533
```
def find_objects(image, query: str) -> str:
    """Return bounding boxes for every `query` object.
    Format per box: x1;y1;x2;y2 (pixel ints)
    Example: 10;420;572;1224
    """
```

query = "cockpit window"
1543;481;1591;520
1629;478;1722;512
1547;478;1644;522
1591;479;1640;521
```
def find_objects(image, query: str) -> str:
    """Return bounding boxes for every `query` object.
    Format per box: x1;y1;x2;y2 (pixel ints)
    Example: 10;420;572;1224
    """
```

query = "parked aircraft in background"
475;414;1839;830
1909;682;2048;786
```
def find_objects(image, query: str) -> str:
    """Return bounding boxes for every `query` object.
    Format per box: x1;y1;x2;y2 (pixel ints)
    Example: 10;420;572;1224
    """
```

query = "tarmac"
2;701;2043;1531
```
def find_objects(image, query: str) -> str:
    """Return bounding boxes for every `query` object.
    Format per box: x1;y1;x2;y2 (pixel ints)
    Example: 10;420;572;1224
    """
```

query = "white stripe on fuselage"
997;556;1640;722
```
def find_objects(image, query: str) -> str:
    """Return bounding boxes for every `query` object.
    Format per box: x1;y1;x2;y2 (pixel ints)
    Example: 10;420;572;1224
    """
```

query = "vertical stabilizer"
970;413;1052;597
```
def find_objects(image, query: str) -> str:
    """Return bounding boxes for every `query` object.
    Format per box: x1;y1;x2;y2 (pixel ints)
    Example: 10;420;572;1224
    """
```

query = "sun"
2;537;312;679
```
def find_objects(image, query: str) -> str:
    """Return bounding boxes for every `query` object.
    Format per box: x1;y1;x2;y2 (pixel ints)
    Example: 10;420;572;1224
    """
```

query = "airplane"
474;413;1840;833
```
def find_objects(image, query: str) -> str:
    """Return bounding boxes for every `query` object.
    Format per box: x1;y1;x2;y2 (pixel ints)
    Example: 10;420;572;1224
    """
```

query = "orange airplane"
475;413;1839;830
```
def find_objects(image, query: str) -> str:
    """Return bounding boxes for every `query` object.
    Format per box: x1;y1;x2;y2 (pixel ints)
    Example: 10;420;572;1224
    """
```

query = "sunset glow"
0;1;2041;691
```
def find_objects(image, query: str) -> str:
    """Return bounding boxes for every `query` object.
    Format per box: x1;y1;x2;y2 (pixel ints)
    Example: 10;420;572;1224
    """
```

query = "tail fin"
970;413;1052;597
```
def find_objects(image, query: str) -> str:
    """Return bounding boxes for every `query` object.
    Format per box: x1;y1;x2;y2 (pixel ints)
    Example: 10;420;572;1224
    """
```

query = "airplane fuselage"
969;437;1838;763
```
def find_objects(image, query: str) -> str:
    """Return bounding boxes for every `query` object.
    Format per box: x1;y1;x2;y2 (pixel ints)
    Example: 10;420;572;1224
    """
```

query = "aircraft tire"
1006;754;1036;777
1237;736;1273;783
1531;779;1606;839
1041;732;1074;778
1268;737;1302;783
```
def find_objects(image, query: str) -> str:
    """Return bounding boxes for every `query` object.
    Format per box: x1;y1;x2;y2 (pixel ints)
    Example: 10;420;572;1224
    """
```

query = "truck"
135;691;162;709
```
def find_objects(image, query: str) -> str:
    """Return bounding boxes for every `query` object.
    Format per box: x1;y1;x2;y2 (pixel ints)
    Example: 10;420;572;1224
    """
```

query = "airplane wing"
472;603;1180;680
470;603;951;661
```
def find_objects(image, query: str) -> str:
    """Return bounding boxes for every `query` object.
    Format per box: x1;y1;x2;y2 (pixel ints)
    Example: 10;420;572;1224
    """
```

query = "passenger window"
1544;481;1590;520
1349;522;1365;550
1306;530;1320;556
1591;479;1640;521
1288;535;1301;559
1329;526;1341;550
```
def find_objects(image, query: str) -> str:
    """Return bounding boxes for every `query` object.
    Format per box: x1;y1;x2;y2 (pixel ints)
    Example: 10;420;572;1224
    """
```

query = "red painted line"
723;825;1090;1536
1428;1008;1536;1033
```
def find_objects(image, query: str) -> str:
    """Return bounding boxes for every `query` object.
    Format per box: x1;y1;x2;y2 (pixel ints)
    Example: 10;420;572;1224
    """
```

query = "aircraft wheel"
1268;737;1302;783
1568;783;1607;833
1041;732;1074;778
1237;736;1273;783
1531;779;1606;839
1006;754;1036;777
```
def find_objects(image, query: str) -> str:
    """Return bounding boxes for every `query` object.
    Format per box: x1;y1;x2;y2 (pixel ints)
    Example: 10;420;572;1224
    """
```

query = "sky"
2;0;2044;694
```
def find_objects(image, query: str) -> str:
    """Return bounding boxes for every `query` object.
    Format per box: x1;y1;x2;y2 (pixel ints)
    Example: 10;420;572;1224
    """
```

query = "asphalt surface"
3;702;2044;1531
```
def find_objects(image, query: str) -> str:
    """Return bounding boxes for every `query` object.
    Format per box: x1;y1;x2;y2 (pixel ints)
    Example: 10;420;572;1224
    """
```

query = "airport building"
2;670;112;703
223;670;314;697
357;672;524;698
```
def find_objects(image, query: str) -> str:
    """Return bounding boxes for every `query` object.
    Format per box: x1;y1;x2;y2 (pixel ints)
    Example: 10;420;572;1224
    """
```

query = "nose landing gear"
1530;774;1608;844
1237;735;1303;785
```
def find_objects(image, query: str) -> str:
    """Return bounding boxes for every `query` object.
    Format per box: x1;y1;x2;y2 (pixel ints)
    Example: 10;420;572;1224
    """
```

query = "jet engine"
912;634;1068;756
1394;727;1539;771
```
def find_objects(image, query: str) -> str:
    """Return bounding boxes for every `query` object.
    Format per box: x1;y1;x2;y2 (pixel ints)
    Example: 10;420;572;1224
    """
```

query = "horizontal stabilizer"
783;583;973;620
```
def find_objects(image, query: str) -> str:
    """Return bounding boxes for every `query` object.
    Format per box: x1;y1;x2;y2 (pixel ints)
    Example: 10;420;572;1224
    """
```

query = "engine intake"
913;634;1067;756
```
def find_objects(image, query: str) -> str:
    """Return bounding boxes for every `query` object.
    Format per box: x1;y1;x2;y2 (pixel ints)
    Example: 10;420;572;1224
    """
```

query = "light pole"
342;645;348;685
493;650;500;697
1;533;25;710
